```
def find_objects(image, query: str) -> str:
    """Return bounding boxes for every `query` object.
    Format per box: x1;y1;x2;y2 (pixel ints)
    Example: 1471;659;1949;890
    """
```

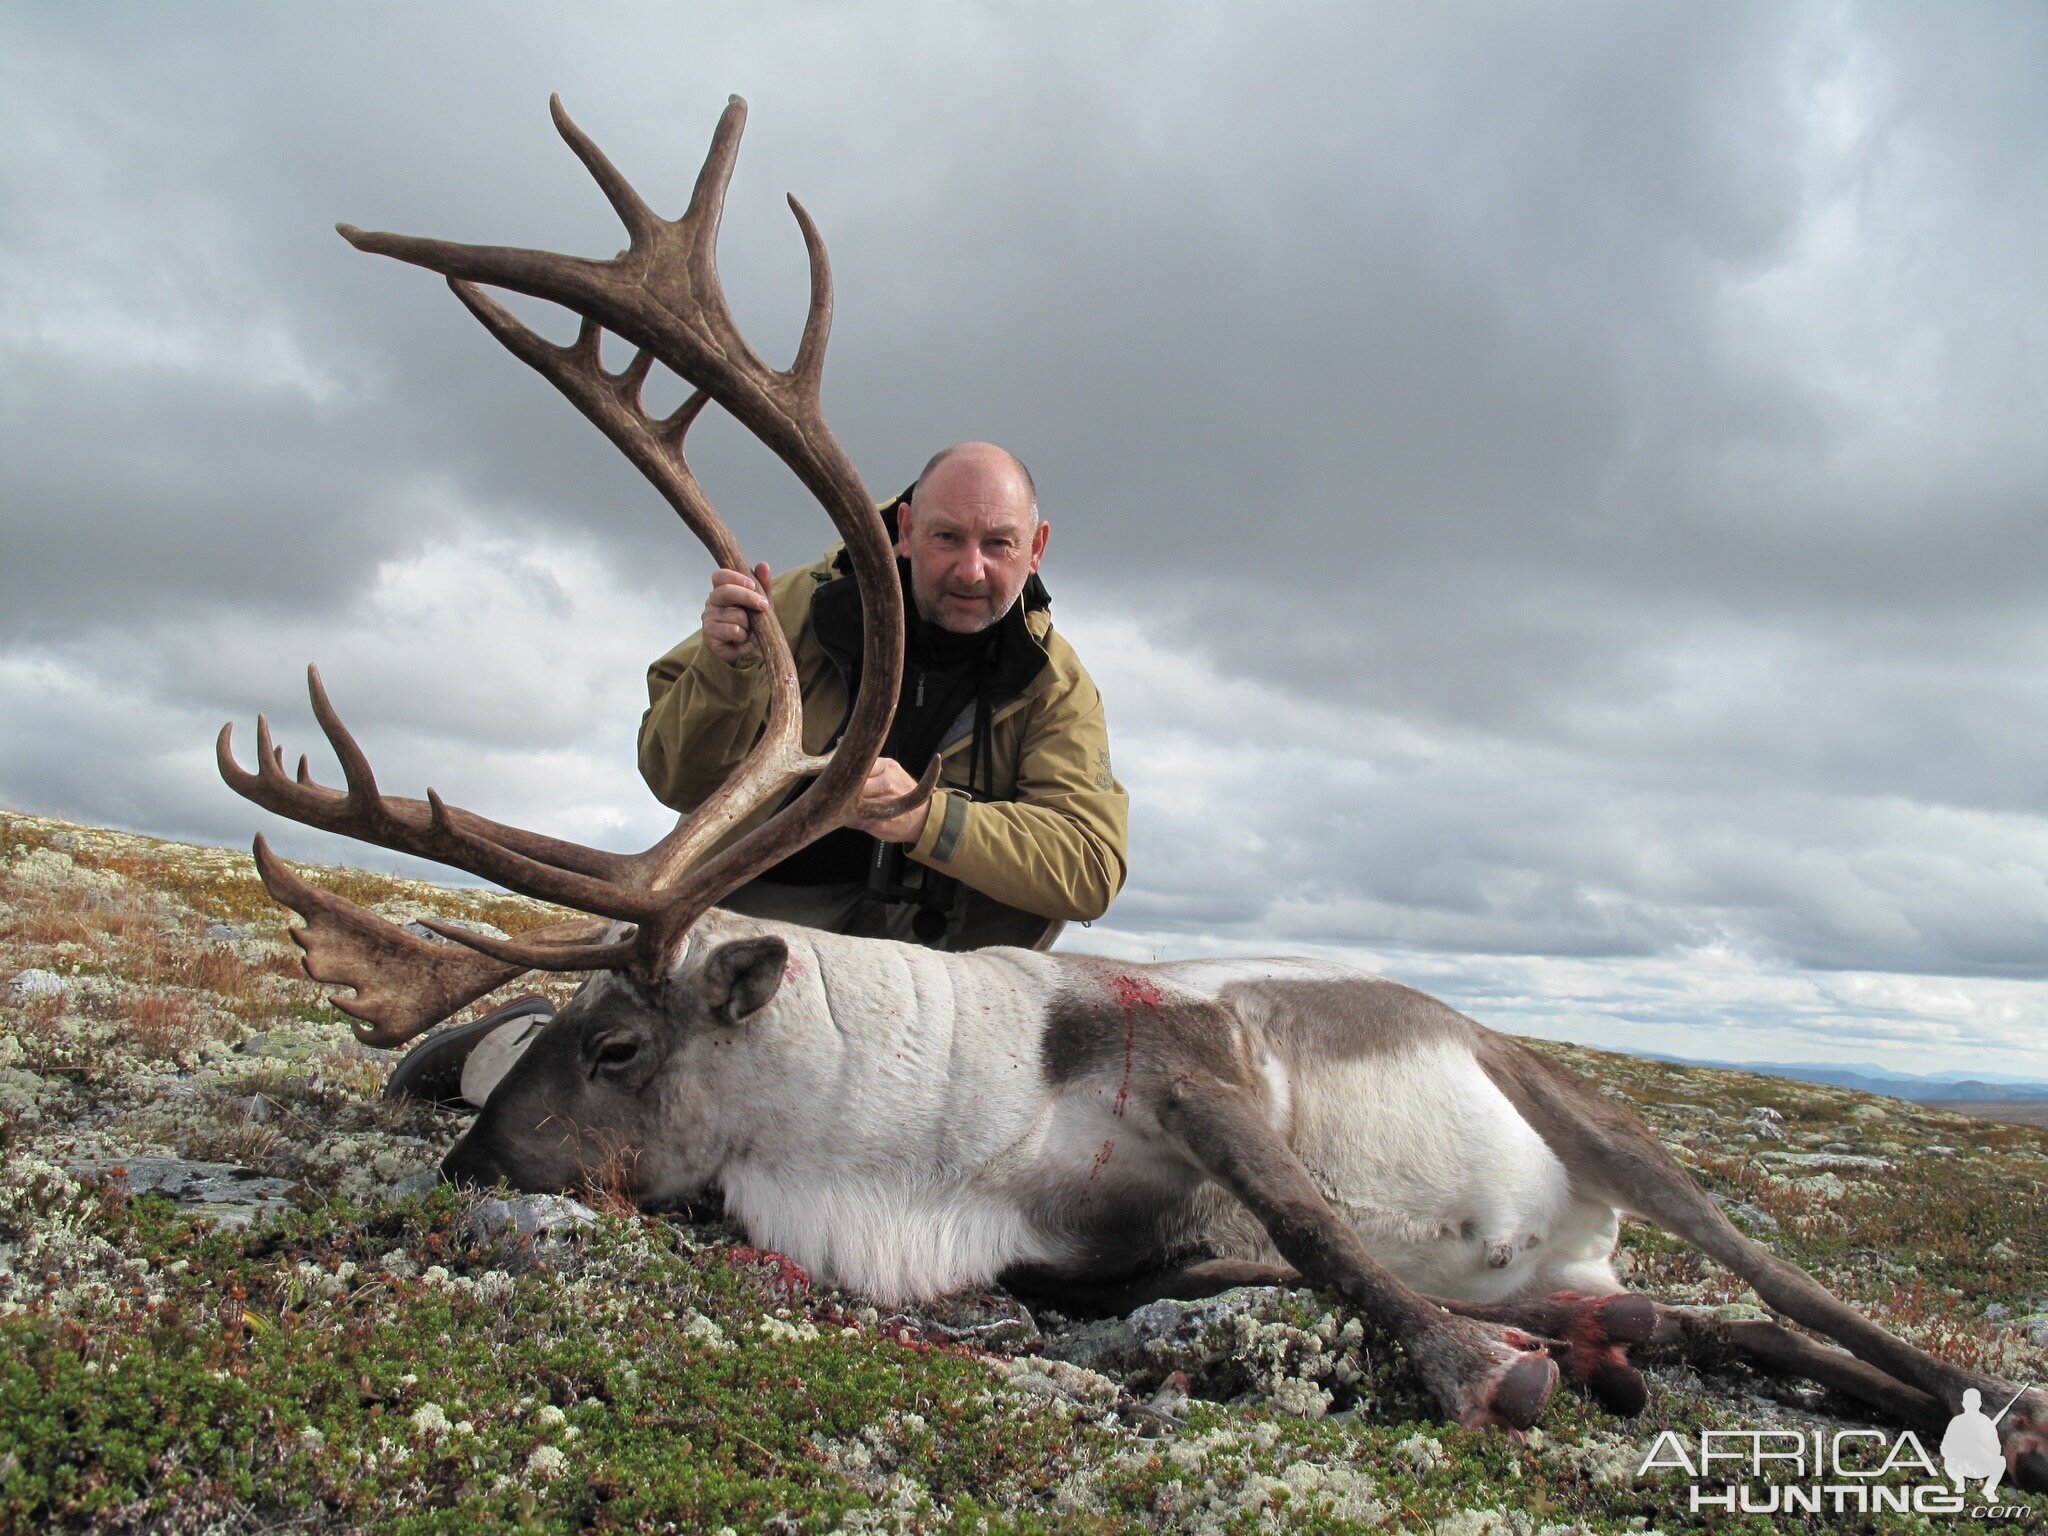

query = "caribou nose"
438;1135;503;1192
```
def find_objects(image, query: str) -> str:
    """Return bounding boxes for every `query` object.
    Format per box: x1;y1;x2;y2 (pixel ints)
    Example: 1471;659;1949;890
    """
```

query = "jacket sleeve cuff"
910;789;969;865
685;641;765;704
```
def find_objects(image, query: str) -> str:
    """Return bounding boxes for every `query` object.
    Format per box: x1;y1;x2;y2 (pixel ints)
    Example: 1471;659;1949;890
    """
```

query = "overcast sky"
5;3;2045;1077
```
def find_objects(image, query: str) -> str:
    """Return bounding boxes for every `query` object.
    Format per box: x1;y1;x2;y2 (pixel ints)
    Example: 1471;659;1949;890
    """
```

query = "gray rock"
47;831;80;852
1127;1289;1286;1349
1042;1313;1149;1376
206;922;245;944
1041;1285;1315;1393
879;1291;1042;1353
467;1193;599;1243
387;1167;444;1200
68;1156;295;1228
6;968;70;1002
1983;1302;2010;1321
1713;1194;1780;1231
1759;1150;1891;1172
1790;1173;1848;1200
1743;1107;1785;1141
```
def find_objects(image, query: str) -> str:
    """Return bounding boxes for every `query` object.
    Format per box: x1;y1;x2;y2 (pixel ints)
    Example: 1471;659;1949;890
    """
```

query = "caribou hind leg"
1153;1075;1560;1432
1478;1035;2048;1491
1012;1256;1945;1430
1439;1291;1958;1429
1088;1273;1931;1428
1636;1303;1943;1426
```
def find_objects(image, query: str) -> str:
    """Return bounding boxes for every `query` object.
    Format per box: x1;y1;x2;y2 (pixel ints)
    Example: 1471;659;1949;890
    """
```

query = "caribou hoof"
1559;1293;1655;1417
2004;1399;2048;1495
1480;1349;1562;1433
1430;1320;1560;1433
1492;1291;1656;1418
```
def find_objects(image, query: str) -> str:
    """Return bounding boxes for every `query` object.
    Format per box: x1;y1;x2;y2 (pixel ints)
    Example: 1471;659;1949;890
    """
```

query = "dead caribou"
218;96;2046;1486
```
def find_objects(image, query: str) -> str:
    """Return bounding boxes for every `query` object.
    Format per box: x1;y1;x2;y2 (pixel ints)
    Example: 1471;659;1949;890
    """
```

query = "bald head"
898;441;1050;634
914;441;1038;522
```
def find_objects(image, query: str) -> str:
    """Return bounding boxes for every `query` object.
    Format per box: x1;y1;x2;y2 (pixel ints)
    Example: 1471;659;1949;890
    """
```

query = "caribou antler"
220;96;934;1041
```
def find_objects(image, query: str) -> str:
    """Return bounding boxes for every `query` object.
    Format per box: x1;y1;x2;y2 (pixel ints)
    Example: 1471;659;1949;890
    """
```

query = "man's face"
898;458;1050;634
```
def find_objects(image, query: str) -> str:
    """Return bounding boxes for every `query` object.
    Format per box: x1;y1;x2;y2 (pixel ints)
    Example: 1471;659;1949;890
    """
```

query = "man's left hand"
854;757;933;844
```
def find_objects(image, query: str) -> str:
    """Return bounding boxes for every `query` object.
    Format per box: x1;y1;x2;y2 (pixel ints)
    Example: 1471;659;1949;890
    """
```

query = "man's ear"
700;936;789;1026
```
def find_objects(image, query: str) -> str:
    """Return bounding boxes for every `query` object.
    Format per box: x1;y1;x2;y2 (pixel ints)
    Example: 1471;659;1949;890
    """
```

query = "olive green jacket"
639;546;1129;926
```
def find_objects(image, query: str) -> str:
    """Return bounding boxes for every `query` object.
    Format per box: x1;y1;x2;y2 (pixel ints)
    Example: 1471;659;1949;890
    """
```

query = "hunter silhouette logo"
1944;1387;2036;1501
1639;1392;2041;1519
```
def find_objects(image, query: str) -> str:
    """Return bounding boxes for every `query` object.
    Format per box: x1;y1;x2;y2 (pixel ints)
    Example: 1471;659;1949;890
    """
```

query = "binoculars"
867;839;961;943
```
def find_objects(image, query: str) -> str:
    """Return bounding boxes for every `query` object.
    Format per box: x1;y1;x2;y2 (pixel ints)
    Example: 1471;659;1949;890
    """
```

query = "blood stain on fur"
1108;975;1162;1117
1089;1138;1116;1182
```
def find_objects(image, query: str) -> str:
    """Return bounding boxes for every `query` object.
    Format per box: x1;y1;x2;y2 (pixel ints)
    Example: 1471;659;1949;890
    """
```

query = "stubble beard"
914;576;1007;636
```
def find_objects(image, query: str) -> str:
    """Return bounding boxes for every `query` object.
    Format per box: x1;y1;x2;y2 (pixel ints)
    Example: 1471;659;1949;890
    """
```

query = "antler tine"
785;194;832;397
255;712;279;781
304;663;398;839
445;278;746;571
249;835;610;1045
419;789;665;923
548;94;658;244
223;670;650;887
337;221;619;336
415;916;637;977
679;94;745;228
654;387;712;444
617;344;660;406
677;95;747;276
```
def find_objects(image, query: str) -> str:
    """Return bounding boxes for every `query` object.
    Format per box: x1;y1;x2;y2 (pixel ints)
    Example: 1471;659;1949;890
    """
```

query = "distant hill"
1635;1051;2048;1104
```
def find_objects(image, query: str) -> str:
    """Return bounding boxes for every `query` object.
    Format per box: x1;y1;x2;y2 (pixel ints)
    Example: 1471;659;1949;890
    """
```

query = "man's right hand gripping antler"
701;561;774;666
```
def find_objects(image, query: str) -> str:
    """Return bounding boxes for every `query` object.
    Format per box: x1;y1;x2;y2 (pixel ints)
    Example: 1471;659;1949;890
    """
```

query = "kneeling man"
391;441;1128;1107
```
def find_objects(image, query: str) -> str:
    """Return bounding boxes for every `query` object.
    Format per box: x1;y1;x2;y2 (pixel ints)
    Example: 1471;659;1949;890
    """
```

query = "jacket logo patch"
1094;749;1115;792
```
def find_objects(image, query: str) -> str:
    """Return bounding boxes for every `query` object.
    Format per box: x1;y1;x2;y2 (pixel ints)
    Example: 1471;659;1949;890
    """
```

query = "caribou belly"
1279;1040;1618;1302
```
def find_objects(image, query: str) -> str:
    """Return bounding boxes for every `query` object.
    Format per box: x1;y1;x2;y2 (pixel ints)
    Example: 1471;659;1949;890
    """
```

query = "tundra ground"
1;809;2043;1534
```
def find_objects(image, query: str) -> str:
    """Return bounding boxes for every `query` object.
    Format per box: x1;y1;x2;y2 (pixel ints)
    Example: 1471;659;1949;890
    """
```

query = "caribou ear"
700;936;789;1026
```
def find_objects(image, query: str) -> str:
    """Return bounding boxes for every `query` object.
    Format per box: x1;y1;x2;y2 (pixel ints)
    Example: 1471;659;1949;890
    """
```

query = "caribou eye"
591;1037;640;1071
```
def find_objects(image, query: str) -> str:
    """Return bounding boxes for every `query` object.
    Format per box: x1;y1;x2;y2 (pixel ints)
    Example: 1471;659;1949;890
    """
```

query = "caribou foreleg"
1152;1076;1559;1433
